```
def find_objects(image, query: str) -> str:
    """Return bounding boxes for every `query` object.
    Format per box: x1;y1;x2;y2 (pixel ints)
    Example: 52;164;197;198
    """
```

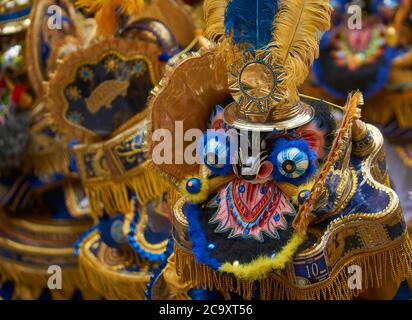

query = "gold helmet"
204;0;331;131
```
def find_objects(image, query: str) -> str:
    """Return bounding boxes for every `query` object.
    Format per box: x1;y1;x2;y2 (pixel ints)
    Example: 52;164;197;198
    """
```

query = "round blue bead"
260;187;268;194
274;213;280;222
243;229;250;235
186;178;202;194
239;185;245;193
298;190;311;205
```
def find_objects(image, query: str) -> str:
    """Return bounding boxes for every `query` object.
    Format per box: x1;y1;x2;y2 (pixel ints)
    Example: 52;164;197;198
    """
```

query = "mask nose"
235;152;271;181
237;156;260;180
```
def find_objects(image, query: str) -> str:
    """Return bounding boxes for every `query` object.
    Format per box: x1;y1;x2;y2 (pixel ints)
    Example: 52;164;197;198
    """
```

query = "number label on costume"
293;252;329;285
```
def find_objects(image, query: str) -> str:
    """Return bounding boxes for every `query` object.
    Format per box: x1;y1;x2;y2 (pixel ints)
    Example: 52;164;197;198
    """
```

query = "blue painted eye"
270;138;317;185
276;147;309;179
197;132;233;176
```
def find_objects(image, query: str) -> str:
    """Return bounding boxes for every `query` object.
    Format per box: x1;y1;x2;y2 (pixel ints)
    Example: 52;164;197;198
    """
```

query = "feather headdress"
76;0;145;36
271;0;332;100
204;0;332;130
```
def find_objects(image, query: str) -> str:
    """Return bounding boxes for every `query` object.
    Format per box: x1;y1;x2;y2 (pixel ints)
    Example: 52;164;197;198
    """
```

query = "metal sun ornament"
228;49;286;122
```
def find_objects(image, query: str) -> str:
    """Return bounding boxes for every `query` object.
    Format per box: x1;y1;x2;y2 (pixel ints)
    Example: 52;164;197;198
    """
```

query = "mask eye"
269;138;317;185
197;131;234;176
277;147;309;179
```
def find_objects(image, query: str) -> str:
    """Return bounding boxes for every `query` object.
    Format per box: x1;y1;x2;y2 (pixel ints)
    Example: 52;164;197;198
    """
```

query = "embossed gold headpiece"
204;0;332;131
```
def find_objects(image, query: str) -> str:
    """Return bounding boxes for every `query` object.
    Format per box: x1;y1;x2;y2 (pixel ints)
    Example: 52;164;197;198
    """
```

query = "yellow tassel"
277;182;299;199
77;230;150;300
175;246;255;299
219;232;306;280
84;168;171;216
0;258;98;300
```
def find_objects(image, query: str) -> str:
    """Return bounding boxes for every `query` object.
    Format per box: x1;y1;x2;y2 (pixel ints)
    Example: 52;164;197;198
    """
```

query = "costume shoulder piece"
27;0;84;96
148;0;412;300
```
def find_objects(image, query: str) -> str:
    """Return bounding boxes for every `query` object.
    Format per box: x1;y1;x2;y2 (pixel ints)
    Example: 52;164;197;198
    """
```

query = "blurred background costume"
41;0;206;299
302;0;412;237
147;0;412;300
0;0;97;300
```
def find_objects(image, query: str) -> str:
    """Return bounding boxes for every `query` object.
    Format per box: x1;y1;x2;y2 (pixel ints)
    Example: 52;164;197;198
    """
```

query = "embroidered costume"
302;0;412;237
147;0;412;300
43;0;203;299
0;0;97;300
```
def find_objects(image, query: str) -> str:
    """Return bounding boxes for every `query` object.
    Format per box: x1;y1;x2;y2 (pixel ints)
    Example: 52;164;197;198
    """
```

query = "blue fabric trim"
127;204;168;262
0;7;31;22
183;203;221;270
74;225;99;256
145;238;174;300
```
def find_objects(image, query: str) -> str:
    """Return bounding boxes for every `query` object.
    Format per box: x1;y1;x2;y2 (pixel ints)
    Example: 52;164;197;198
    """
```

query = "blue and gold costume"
147;0;412;300
43;0;204;299
0;0;97;300
302;0;412;237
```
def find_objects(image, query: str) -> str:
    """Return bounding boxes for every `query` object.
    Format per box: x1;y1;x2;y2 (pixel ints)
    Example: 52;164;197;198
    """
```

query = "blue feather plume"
224;0;278;49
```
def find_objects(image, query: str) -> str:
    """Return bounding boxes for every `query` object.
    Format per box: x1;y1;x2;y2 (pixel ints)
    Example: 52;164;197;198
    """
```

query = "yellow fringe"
77;235;150;300
175;236;412;300
0;258;98;300
175;246;255;300
84;169;171;216
220;232;306;280
167;188;182;210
